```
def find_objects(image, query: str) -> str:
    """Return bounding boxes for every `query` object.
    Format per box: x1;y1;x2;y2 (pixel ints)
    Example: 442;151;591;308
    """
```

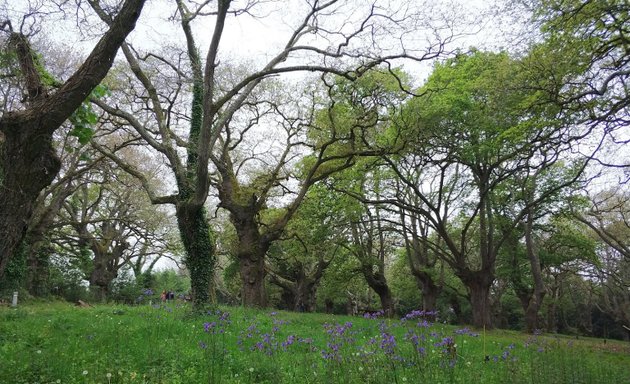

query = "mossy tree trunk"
0;0;145;279
0;127;59;277
176;203;216;309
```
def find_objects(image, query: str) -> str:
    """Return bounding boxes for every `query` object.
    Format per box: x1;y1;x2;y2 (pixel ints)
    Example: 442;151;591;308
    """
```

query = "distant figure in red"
160;290;167;302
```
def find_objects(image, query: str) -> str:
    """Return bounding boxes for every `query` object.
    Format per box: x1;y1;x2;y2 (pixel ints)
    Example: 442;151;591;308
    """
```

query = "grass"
1;302;628;383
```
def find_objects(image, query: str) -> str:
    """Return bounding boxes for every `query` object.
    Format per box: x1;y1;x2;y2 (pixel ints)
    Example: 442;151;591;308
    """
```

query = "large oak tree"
0;0;146;278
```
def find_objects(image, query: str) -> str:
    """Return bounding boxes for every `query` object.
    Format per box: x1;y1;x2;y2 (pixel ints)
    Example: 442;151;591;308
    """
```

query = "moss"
177;204;216;311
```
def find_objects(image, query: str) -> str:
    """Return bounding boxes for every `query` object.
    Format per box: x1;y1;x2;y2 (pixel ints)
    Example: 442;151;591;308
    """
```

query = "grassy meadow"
1;301;628;384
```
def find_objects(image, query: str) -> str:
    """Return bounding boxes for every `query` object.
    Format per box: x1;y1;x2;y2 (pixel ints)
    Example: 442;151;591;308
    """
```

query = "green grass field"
1;302;628;383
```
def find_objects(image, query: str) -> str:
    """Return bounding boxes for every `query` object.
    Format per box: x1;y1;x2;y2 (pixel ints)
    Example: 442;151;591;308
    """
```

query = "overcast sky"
3;0;526;86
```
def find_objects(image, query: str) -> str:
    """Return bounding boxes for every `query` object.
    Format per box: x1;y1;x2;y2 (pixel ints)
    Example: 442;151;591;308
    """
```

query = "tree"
393;156;460;312
52;160;176;301
573;187;630;337
594;244;630;340
527;0;630;168
531;0;629;115
494;160;587;332
266;185;344;312
89;0;453;308
0;0;146;279
329;163;399;317
348;204;397;317
21;132;106;296
574;188;630;262
381;50;585;328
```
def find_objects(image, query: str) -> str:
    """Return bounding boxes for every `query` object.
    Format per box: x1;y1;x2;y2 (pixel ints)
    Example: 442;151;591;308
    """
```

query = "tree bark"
234;221;267;307
88;250;122;302
25;236;53;296
240;250;266;307
545;274;562;333
418;276;440;312
361;265;395;317
460;271;493;329
0;0;146;278
523;208;546;333
376;286;395;317
0;126;60;277
295;279;318;312
176;203;215;309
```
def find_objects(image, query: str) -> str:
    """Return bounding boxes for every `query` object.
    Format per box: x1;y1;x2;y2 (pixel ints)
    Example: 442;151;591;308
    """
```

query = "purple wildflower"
281;335;296;349
363;310;385;319
402;309;438;322
203;322;216;332
380;332;397;356
435;336;454;348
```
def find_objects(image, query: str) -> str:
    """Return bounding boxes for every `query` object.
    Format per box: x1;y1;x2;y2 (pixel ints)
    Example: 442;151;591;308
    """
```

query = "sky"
3;0;522;86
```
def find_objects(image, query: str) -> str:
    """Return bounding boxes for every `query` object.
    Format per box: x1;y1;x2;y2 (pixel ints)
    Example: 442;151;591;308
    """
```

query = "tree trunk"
448;292;464;323
422;279;440;312
230;208;270;308
272;281;316;312
376;287;395;317
88;248;121;303
295;279;318;312
90;284;109;302
523;208;546;333
89;268;113;303
517;283;539;332
269;259;328;312
24;183;74;296
361;266;395;317
176;203;215;310
240;253;266;307
25;237;52;296
412;271;441;312
524;303;540;332
546;277;560;332
279;288;295;310
405;233;442;312
461;271;493;329
0;127;60;276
